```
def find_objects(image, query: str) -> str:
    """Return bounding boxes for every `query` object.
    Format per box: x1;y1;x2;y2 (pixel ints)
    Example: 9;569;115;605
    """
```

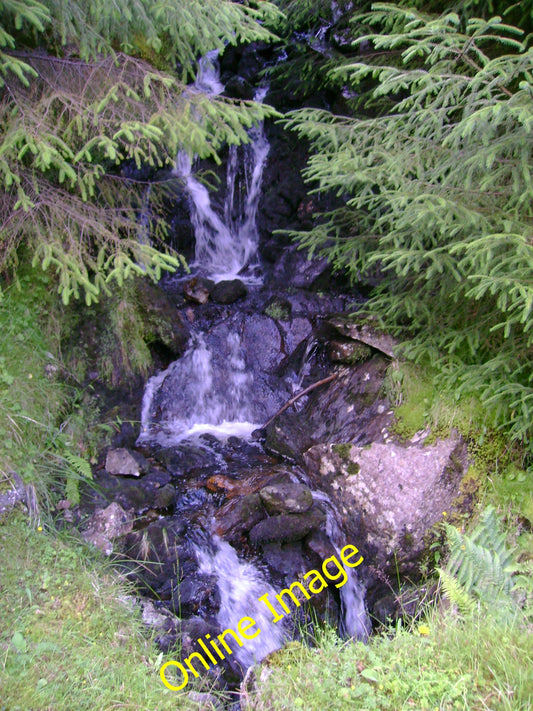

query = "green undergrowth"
0;268;226;709
0;266;103;511
247;502;533;711
383;361;495;443
0;511;221;711
247;608;532;711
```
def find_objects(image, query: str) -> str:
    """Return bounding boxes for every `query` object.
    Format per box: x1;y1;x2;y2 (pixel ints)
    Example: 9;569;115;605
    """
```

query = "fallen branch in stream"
259;372;338;431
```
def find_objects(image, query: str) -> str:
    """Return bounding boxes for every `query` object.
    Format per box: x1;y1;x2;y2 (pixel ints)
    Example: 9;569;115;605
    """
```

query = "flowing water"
173;53;269;283
311;490;371;641
137;329;264;445
195;536;288;668
132;47;371;689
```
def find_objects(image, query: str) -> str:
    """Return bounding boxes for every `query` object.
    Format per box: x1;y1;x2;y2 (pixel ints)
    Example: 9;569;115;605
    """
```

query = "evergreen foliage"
283;3;533;455
0;0;281;303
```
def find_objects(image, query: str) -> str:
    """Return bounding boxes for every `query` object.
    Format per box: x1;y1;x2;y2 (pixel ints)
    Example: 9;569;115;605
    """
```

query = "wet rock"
328;316;398;358
84;467;172;516
372;594;397;625
145;314;290;435
264;357;393;460
184;277;211;304
242;315;283;372
171;574;221;617
327;339;372;364
111;421;137;449
211;278;248;304
124;518;188;573
303;434;468;573
224;74;254;100
143;469;172;488
154;483;176;510
259;482;313;515
263;418;311;461
112;481;152;513
206;475;260;498
178;616;216;652
277;316;313;357
136;278;189;357
304;530;337;563
249;506;326;545
261;541;307;578
105;448;149;477
154;444;219;476
81;502;133;555
271;245;331;289
214;493;267;543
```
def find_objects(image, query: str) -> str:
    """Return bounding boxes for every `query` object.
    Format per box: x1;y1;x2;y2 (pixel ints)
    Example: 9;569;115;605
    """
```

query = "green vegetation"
2;1;533;710
0;511;227;711
245;610;532;710
283;2;533;458
245;507;533;711
0;265;96;510
0;0;281;305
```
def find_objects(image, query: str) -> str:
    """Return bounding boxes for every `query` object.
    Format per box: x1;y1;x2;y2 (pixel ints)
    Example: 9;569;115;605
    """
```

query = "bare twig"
260;373;338;431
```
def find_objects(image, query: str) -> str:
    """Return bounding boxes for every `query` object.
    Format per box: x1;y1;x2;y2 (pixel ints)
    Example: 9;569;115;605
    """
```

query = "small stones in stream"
105;447;149;477
211;278;248;304
259;482;313;515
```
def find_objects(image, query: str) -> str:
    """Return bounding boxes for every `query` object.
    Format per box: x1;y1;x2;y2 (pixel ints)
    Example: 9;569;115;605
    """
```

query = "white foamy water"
195;536;287;668
137;332;260;446
312;490;371;641
173;52;269;283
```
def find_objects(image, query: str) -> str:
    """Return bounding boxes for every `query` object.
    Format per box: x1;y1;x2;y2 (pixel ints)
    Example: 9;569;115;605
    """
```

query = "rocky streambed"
73;255;470;699
68;33;472;701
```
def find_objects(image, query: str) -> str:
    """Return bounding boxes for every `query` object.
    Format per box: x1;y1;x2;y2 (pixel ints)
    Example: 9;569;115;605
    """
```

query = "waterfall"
173;52;269;283
137;332;259;446
195;536;287;668
311;490;371;641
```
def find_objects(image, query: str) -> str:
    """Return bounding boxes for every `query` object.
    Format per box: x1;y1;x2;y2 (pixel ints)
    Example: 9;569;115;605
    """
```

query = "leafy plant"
284;3;533;456
438;506;532;621
0;0;281;303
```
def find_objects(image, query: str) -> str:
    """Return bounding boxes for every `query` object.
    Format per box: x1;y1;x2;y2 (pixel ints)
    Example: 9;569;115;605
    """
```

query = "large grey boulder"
303;433;468;573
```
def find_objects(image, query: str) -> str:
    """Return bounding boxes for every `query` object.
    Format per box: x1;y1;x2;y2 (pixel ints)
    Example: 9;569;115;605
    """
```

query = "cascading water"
137;331;260;445
173;52;269;283
130;43;374;698
195;536;287;668
312;490;371;641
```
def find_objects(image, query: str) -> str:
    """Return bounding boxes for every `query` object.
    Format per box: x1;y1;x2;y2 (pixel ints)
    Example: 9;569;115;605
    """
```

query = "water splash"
195;536;287;668
194;50;225;95
173;52;270;283
312;490;371;640
137;332;259;445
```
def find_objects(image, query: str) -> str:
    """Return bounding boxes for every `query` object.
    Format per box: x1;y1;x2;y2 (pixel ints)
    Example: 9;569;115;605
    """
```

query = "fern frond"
63;452;93;481
65;476;81;506
443;507;516;607
437;568;476;616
